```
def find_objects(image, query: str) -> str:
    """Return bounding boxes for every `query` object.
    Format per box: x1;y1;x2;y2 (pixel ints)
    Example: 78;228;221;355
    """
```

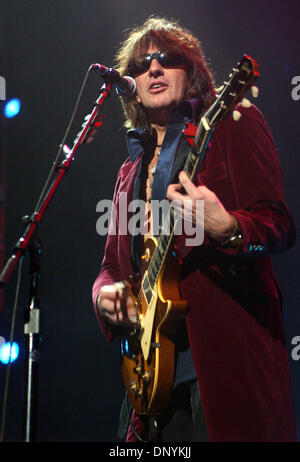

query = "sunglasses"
128;50;187;77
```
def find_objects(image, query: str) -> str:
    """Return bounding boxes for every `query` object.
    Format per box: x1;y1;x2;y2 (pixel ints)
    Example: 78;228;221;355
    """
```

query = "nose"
148;58;164;77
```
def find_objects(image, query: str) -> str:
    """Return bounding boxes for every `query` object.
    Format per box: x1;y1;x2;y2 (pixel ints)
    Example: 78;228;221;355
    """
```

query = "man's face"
134;45;190;125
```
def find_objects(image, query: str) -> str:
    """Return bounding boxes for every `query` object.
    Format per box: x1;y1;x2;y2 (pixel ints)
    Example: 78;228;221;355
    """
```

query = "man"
92;17;297;442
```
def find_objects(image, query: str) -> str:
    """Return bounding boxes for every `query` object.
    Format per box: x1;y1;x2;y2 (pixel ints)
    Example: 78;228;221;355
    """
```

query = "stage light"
4;98;21;118
0;342;20;364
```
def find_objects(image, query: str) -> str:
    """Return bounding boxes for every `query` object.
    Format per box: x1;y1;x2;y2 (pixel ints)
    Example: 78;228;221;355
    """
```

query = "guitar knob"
129;382;138;392
134;365;142;374
129;382;143;397
142;371;151;383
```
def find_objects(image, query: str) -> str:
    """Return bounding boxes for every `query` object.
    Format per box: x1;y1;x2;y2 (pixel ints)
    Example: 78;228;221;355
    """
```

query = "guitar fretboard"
144;123;210;290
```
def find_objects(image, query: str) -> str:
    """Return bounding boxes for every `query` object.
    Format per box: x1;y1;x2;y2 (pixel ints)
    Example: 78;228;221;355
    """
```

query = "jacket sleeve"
175;104;296;258
222;104;295;256
92;170;123;342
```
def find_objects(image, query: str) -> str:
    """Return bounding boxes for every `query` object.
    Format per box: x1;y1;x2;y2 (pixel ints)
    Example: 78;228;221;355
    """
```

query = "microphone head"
116;76;136;98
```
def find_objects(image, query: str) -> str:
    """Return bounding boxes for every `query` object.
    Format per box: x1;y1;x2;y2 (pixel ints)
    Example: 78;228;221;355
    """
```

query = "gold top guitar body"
121;236;187;415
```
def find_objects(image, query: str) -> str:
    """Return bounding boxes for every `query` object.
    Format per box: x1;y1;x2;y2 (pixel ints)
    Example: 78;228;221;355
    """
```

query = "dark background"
0;0;299;442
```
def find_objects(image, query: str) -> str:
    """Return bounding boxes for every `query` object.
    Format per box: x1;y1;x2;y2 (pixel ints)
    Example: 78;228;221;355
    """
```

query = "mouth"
148;81;168;93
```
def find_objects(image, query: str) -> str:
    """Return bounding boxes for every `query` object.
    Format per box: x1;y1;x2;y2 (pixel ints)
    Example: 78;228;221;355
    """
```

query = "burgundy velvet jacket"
92;102;297;442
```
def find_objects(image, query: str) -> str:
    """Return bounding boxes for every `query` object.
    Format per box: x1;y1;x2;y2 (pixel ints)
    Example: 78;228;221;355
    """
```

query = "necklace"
147;146;161;202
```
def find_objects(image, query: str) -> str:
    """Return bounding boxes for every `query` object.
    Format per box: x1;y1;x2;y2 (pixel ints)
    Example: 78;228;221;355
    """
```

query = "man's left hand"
166;170;236;242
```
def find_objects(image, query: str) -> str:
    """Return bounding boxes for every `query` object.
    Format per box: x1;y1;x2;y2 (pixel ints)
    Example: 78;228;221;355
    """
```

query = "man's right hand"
97;281;139;326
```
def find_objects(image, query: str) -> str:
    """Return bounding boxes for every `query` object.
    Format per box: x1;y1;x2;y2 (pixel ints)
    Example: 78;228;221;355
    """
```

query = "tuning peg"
251;86;259;98
233;110;242;121
62;144;71;155
242;98;251;108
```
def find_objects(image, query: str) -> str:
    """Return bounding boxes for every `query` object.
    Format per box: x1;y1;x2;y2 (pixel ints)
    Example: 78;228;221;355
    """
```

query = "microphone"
92;63;136;98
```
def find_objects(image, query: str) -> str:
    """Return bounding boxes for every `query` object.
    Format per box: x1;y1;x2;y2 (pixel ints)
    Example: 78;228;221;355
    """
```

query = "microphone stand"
23;228;42;442
0;80;113;442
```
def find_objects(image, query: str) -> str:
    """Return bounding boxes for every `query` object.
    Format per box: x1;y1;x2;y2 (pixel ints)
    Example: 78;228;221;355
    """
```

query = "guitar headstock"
207;54;260;127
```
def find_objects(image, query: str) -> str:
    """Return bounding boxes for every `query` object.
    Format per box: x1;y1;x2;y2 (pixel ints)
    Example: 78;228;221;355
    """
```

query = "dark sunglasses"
128;50;186;77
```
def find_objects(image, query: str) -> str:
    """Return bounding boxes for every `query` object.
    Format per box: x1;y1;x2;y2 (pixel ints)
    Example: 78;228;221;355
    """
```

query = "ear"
136;93;141;104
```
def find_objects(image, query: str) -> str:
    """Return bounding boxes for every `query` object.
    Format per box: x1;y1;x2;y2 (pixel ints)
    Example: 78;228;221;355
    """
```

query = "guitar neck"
145;118;212;289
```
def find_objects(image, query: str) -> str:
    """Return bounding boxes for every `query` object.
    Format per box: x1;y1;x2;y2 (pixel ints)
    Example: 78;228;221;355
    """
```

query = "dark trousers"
145;379;210;442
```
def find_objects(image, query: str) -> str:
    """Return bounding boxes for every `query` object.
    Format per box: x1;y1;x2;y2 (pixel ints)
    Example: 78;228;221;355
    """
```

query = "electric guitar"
120;54;260;415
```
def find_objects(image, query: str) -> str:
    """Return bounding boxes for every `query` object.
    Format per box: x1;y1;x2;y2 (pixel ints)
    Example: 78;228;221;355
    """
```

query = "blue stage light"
0;342;20;364
4;98;21;118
